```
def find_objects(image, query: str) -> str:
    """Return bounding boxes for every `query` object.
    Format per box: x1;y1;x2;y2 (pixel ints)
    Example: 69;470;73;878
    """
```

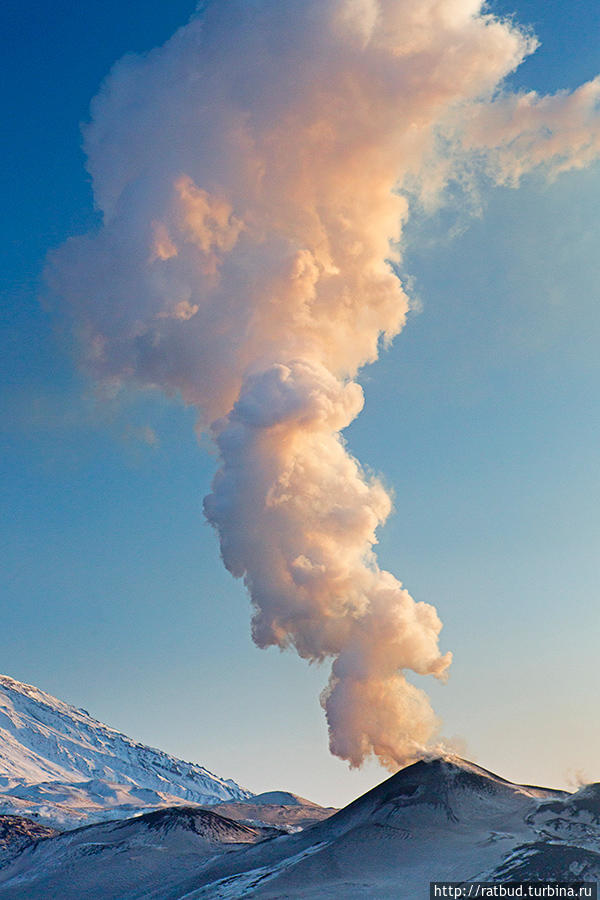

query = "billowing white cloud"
47;0;600;769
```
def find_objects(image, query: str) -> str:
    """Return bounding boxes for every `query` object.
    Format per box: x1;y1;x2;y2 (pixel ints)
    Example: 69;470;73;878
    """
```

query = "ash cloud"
48;0;600;769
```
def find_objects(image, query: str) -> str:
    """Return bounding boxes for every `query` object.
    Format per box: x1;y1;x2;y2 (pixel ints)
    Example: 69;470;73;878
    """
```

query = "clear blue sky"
1;0;599;806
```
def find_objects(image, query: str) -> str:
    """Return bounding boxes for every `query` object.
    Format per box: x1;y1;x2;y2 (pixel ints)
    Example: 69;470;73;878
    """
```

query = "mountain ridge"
172;757;597;899
2;675;599;898
0;673;252;828
0;747;598;897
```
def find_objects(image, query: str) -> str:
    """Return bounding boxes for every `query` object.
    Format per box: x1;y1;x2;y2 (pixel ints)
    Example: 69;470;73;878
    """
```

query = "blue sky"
1;0;599;806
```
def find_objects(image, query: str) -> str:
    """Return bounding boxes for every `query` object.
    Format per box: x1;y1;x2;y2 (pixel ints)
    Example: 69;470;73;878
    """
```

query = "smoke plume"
48;0;600;769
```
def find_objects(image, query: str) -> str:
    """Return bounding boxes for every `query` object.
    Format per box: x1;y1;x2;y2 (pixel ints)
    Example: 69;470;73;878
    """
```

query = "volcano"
1;675;599;899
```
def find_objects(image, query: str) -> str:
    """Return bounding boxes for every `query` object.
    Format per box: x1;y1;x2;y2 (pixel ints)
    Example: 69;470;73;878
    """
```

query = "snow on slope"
175;757;583;900
0;675;252;828
0;807;274;899
1;757;597;899
249;792;318;807
214;792;338;832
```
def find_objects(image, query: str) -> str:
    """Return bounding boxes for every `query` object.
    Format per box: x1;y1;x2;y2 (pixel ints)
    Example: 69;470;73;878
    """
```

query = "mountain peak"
0;673;252;828
386;754;565;797
251;791;320;807
326;753;568;833
0;674;87;719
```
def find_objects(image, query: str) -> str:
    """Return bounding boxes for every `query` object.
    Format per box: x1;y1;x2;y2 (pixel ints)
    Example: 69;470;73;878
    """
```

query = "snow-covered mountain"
214;791;337;832
0;806;275;899
0;674;252;828
176;757;598;899
2;756;599;899
3;675;599;898
179;758;600;899
168;757;573;898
